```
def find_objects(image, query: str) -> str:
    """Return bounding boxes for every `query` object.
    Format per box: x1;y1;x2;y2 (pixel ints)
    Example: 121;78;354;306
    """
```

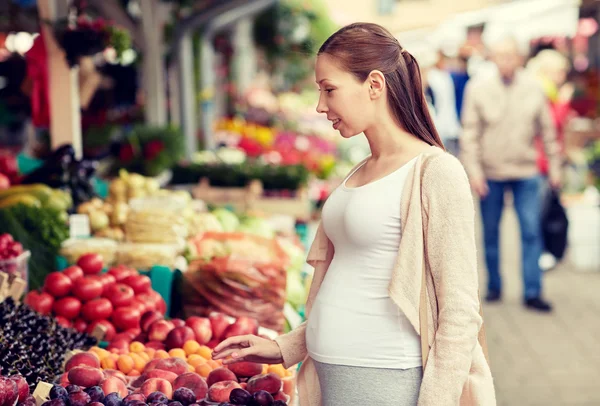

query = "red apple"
140;311;164;333
147;320;175;342
222;317;259;340
209;313;231;341
164;326;195;350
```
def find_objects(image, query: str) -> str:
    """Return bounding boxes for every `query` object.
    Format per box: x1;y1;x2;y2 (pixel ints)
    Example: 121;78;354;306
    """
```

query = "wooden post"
37;0;83;159
141;0;167;126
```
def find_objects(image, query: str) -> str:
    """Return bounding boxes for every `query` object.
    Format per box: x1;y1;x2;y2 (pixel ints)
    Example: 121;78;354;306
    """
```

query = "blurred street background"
1;1;599;405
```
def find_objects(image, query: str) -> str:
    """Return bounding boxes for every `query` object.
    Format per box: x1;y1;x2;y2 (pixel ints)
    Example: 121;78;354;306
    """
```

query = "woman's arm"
418;154;484;405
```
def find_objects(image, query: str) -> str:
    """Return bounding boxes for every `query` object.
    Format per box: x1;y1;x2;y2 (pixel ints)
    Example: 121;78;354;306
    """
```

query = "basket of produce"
0;233;30;286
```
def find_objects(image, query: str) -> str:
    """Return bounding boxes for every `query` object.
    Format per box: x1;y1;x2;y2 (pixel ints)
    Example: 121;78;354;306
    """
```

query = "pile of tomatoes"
24;253;166;341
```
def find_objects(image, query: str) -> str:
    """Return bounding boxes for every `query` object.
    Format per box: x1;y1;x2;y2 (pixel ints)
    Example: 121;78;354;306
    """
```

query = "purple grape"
41;399;66;406
68;390;90;406
172;388;195;406
146;393;167;404
168;402;183;406
252;391;273;406
104;392;124;406
50;386;69;401
229;388;252;405
146;393;169;405
85;386;105;403
66;385;81;394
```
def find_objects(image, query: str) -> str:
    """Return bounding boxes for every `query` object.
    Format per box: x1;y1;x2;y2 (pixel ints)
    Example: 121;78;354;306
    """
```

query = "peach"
140;311;163;332
103;369;127;384
145;341;166;351
273;391;288;401
172;372;208;401
185;317;212;345
67;366;104;387
65;352;100;372
147;320;175;342
227;362;263;379
246;373;282;395
170;318;186;328
143;369;178;384
222;317;259;340
207;367;238;388
165;326;195;350
107;339;130;353
155;357;188;375
143;359;161;373
100;376;128;398
140;378;173;399
207;380;241;403
239;382;247;390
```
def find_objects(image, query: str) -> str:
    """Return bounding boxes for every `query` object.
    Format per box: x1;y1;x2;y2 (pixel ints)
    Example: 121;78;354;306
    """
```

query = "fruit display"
62;347;293;405
0;184;72;212
23;258;166;338
0;298;97;390
0;233;29;280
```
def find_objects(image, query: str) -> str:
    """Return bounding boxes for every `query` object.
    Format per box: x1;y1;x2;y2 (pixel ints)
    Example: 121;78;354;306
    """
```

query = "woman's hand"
212;335;284;366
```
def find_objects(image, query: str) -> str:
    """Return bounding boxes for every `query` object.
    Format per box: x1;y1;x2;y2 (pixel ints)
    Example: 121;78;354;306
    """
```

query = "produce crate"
0;272;26;302
0;250;30;291
193;178;311;220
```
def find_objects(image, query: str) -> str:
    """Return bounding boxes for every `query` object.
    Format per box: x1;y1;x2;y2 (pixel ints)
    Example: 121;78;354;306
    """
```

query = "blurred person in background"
526;49;573;271
426;49;462;156
461;37;561;312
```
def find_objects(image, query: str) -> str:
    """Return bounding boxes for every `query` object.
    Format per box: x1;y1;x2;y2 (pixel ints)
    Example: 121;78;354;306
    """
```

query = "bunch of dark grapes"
0;298;97;391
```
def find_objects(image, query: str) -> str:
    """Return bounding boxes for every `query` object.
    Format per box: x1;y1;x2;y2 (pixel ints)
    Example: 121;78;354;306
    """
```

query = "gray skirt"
313;360;422;406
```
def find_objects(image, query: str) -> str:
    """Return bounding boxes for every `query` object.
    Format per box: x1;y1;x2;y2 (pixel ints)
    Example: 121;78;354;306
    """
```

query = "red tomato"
55;316;72;328
99;273;117;294
104;283;134;308
107;266;137;282
111;306;141;331
72;277;103;302
87;319;116;341
53;297;82;320
24;291;54;314
81;297;113;321
73;318;88;333
129;297;149;315
44;272;73;297
76;253;104;275
62;266;84;282
122;274;152;294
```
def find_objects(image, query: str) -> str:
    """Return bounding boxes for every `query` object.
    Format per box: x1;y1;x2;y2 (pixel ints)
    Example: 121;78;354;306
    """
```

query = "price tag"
69;214;91;239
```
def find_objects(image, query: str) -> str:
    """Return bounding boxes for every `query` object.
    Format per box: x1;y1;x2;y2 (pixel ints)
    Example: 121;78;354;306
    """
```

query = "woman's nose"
316;96;328;114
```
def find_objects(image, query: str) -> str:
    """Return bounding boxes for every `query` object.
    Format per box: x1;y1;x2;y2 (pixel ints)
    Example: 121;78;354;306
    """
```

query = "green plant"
114;125;185;177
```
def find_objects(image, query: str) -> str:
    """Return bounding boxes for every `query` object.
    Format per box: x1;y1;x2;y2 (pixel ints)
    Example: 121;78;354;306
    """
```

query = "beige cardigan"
275;148;496;405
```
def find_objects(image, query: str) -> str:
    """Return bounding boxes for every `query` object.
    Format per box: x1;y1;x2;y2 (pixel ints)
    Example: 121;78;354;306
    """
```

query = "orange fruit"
101;357;116;370
154;350;169;359
187;354;206;368
129;341;145;353
139;351;151;362
130;352;146;372
195;363;212;378
169;348;187;359
267;364;286;378
196;345;212;360
262;364;269;374
183;340;201;356
89;347;109;360
117;354;134;374
144;348;156;359
127;370;141;377
207;360;220;369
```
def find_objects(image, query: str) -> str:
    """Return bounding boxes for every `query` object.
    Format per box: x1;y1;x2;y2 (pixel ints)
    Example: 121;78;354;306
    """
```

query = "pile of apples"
107;311;259;354
24;254;166;338
0;374;33;406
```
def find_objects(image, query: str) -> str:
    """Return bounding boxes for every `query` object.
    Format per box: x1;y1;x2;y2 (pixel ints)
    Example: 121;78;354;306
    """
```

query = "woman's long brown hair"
319;23;445;150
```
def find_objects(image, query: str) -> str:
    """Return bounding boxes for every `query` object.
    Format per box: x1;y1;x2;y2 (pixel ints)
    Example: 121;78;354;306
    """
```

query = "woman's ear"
367;70;385;99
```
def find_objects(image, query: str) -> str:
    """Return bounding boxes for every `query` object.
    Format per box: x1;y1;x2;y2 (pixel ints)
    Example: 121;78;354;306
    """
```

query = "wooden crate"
192;178;311;220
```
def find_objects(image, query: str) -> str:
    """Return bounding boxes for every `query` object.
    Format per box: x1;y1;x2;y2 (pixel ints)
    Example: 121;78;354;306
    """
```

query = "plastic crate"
0;250;31;291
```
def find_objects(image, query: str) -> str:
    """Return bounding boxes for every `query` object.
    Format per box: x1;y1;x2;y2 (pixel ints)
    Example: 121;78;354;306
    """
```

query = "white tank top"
306;156;422;369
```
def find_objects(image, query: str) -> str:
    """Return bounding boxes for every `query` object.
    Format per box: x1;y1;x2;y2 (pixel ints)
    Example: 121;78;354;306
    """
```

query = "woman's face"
315;54;373;138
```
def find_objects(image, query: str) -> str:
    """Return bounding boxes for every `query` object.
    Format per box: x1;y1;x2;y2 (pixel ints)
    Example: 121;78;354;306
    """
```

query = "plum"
252;391;273;406
167;402;183;406
146;392;169;405
172;388;195;406
104;392;124;406
84;386;105;403
68;390;91;406
65;385;81;394
41;399;66;406
49;386;69;401
229;388;252;405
